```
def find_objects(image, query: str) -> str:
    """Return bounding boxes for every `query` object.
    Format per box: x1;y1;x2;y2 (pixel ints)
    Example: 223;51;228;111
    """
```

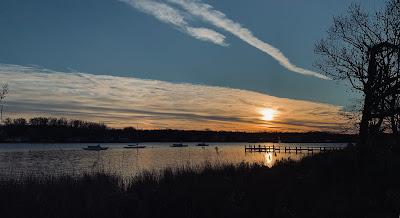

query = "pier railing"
244;145;345;153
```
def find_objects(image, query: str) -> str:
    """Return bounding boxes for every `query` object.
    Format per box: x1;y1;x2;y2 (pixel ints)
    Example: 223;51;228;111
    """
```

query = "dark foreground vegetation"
1;148;399;218
0;117;355;143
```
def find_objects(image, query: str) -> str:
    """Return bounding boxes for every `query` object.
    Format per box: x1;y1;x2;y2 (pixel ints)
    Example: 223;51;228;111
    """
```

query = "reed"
0;148;399;218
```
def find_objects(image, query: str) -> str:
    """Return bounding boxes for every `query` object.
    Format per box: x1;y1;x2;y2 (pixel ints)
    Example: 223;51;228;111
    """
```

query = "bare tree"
315;0;400;147
0;84;9;123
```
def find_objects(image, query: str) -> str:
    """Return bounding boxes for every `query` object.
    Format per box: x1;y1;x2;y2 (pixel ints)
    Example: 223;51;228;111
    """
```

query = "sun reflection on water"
264;152;274;168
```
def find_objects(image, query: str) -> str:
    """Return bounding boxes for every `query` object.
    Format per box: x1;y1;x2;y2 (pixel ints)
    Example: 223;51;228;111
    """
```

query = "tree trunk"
359;92;372;147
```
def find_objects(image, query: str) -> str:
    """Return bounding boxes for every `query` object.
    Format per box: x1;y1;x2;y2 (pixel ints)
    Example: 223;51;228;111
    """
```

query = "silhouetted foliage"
315;0;400;146
0;148;399;218
0;117;355;143
0;117;107;142
0;83;8;123
0;84;7;102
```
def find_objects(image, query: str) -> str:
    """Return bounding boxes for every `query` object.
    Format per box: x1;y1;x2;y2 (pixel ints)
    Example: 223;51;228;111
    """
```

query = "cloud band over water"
0;64;343;131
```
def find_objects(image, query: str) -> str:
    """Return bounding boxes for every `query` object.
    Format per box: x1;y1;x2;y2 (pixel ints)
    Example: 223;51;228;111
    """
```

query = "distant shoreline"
0;141;350;144
0;141;357;144
0;117;356;144
0;131;356;144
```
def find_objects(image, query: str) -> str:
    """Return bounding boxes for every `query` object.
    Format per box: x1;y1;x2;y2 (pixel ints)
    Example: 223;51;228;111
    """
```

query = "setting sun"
260;108;277;121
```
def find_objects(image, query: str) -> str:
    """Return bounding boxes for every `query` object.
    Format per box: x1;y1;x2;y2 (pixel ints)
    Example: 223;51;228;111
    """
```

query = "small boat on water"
171;143;188;147
196;143;209;147
124;144;146;149
83;145;108;151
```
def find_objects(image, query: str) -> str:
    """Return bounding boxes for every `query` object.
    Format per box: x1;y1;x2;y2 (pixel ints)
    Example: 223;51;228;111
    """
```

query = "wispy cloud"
185;27;226;46
119;0;228;46
0;64;344;131
119;0;329;80
168;0;330;80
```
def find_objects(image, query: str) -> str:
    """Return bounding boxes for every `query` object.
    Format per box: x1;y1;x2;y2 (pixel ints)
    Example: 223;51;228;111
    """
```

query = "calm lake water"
0;143;346;179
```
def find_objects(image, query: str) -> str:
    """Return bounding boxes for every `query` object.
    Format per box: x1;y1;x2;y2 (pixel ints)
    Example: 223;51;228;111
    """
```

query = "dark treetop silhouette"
0;84;7;123
315;0;400;147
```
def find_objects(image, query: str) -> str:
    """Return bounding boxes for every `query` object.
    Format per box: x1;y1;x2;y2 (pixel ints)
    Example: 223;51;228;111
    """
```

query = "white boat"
124;144;146;149
83;145;108;151
170;143;188;147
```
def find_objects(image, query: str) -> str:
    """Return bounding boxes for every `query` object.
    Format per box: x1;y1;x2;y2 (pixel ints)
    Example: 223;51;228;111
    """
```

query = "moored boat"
170;143;188;147
124;144;146;149
196;143;209;146
83;145;108;151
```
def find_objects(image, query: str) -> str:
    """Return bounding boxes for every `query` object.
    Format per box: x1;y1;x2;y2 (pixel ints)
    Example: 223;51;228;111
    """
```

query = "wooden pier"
244;145;345;153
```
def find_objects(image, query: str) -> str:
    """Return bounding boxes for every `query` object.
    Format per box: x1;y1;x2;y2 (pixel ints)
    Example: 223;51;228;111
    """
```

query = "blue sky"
0;0;385;130
1;0;384;104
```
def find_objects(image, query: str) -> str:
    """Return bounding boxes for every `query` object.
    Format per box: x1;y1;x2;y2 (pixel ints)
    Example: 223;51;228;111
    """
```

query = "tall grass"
0;148;399;218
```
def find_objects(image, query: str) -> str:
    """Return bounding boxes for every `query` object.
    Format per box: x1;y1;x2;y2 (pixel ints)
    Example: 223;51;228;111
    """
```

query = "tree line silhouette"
0;117;355;143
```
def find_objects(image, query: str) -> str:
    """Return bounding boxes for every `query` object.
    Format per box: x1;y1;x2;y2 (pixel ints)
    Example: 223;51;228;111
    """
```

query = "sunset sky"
0;0;383;131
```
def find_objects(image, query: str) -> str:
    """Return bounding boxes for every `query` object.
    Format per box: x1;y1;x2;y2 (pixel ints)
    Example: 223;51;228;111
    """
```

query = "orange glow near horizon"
0;64;348;132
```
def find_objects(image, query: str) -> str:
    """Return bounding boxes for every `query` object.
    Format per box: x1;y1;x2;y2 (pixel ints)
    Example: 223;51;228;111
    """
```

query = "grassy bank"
0;148;399;218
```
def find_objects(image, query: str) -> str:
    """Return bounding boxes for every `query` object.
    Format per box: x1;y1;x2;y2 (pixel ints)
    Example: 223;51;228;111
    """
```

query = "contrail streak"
119;0;329;80
168;0;330;80
119;0;228;46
